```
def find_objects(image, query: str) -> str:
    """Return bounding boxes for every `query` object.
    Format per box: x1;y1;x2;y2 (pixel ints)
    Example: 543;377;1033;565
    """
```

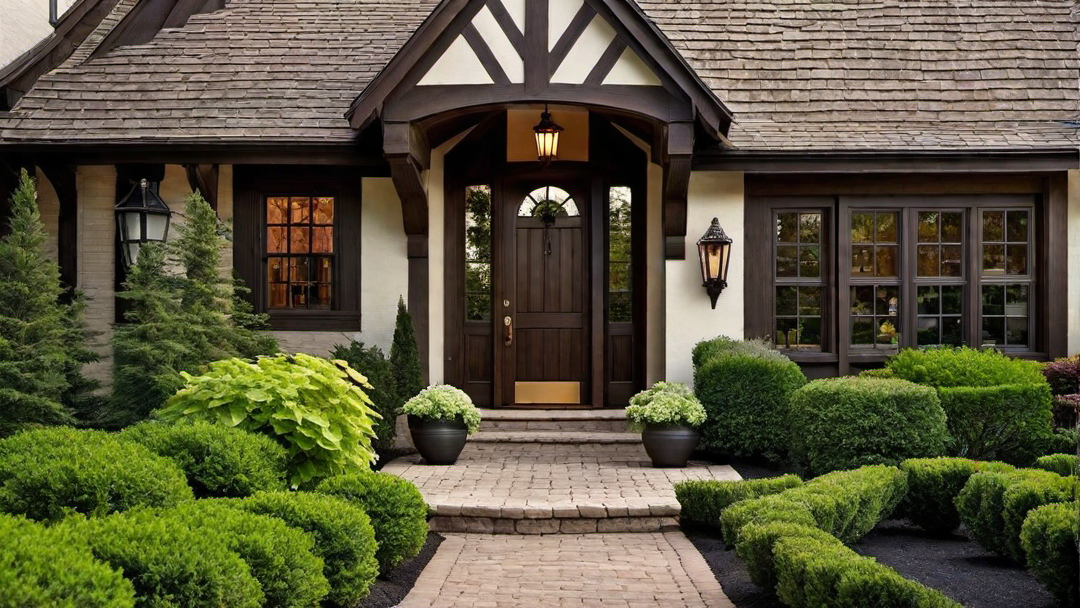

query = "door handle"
504;316;513;346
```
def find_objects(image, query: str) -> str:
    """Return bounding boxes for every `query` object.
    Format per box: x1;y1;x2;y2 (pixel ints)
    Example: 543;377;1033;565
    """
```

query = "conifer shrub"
231;491;378;607
119;422;287;498
1033;454;1079;477
316;471;429;573
898;457;1015;535
0;514;135;608
391;297;424;402
1021;502;1079;607
674;475;803;529
331;341;399;451
0;427;192;522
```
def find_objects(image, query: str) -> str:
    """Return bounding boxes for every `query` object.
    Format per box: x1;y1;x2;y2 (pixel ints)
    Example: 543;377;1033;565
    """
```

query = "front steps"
477;408;629;433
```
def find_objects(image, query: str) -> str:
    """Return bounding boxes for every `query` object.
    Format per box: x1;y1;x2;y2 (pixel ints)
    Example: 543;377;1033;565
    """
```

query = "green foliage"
674;475;803;529
331;341;399;451
735;521;841;591
692;337;807;460
858;367;895;379
112;192;277;426
1047;428;1079;456
401;385;482;435
0;514;135;608
61;508;263;608
886;346;1047;387
0;169;77;435
626;382;706;428
119;421;287;498
721;494;818;547
232;491;378;607
1001;473;1078;562
1033;454;1079;477
936;384;1053;464
158;354;379;487
1021;502;1079;607
390;297;424;403
170;501;329;608
0;427;192;522
316;471;429;573
789;377;948;475
898;457;1015;535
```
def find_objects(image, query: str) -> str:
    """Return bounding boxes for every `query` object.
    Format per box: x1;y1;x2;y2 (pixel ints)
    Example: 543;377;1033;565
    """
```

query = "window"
465;185;492;321
774;211;824;349
266;196;334;309
980;209;1031;348
608;187;632;323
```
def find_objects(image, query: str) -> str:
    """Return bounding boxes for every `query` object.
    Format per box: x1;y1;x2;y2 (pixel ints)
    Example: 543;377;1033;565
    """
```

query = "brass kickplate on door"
515;382;580;404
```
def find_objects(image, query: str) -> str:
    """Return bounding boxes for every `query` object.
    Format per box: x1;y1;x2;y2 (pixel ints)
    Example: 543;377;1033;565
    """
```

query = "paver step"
469;431;640;444
478;408;628;433
427;499;682;533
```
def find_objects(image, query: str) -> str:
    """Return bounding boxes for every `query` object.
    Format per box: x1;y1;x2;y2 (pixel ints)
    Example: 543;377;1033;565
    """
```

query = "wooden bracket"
184;163;219;210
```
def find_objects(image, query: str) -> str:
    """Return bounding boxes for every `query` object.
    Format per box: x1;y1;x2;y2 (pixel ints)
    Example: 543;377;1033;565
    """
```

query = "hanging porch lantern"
533;105;563;165
115;178;171;266
697;217;733;309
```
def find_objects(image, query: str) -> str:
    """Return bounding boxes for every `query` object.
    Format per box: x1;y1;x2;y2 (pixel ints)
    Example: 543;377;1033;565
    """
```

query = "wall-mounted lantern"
533;105;563;165
115;178;171;266
697;217;733;309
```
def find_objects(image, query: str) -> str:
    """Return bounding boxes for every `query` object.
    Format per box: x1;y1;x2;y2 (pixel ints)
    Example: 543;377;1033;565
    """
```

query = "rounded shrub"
120;421;287;498
1001;472;1078;562
1021;502;1079;606
691;337;806;460
60;508;263;608
0;427;192;522
1033;453;1078;477
898;457;1015;535
232;491;378;607
316;471;428;573
675;475;803;530
789;377;947;475
735;521;841;590
0;514;135;608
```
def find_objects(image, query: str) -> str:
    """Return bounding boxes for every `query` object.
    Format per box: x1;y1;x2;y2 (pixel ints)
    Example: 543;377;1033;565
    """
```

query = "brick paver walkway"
398;531;735;608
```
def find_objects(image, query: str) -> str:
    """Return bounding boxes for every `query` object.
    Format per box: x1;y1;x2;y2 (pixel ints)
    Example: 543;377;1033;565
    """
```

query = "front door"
497;179;591;406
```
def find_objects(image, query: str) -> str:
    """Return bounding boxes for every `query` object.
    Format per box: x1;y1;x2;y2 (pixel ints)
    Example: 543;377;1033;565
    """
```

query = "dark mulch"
357;531;444;608
690;450;800;481
685;528;786;608
373;447;417;471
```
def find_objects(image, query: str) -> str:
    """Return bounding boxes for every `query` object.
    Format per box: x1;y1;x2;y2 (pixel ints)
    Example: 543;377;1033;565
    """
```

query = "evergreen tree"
0;169;74;434
60;291;109;426
390;297;424;402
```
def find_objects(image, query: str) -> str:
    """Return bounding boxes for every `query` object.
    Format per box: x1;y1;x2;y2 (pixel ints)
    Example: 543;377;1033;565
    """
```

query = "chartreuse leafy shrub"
1034;454;1078;477
119;421;287;498
626;382;706;429
0;514;135;608
898;457;1015;535
170;501;329;608
158;353;380;487
316;472;429;573
674;475;802;529
401;385;482;434
0;427;192;522
789;377;947;475
887;346;1047;386
60;508;263;608
331;341;399;451
1021;502;1079;607
692;337;806;460
231;491;378;607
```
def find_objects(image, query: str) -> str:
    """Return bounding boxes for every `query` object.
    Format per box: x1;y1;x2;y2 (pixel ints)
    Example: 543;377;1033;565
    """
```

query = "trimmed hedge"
60;508;263;608
315;472;428;573
0;427;192;522
120;422;287;498
1033;454;1078;477
886;346;1046;387
1021;502;1079;607
232;491;378;607
0;514;135;608
735;521;841;590
1047;428;1079;456
171;501;329;608
1001;473;1079;562
789;377;947;475
898;458;1015;535
692;337;806;460
674;475;802;529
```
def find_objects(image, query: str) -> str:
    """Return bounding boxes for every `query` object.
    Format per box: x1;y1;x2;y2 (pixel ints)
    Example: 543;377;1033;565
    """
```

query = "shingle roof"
1;0;1077;151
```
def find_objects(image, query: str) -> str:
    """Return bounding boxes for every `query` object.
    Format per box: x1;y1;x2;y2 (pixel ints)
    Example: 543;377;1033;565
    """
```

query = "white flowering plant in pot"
401;385;482;435
625;382;706;430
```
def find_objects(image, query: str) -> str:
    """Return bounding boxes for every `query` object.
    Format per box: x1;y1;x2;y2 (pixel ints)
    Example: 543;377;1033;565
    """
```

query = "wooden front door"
497;180;591;406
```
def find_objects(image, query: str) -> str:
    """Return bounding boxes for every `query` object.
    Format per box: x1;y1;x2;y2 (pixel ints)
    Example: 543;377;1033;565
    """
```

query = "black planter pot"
408;415;468;465
641;423;700;468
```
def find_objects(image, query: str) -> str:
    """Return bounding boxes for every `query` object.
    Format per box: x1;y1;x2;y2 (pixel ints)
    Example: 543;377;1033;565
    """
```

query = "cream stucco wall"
34;167;59;261
77;166;117;385
0;0;76;68
664;171;745;385
1068;170;1080;356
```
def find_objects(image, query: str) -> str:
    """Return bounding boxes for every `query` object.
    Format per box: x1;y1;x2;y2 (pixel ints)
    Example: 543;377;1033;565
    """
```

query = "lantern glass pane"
124;212;142;241
145;213;168;241
126;243;140;265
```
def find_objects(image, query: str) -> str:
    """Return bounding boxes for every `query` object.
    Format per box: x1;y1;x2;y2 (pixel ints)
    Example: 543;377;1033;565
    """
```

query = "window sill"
267;310;361;331
779;351;838;364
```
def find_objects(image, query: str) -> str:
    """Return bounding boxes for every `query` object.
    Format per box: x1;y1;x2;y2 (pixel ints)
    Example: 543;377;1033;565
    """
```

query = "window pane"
917;317;939;346
1006;284;1029;316
876;212;898;242
875;286;900;317
290;226;310;254
466;186;492;262
1006;244;1027;275
609;292;632;323
467;294;491;321
917;245;940;277
1006;210;1028;242
777;213;798;243
466;262;491;293
315;258;332;283
982;317;1005;345
777;246;799;277
267;197;288;224
917;285;940;315
799;214;820;243
983;211;1004;242
982;285;1004;315
918;212;939;243
941;245;963;277
776;286;798;316
852;246;873;276
1006;317;1028;346
875;246;898;277
942;318;963;346
269;283;287;309
289;257;310;282
267;257;286;283
982;283;1029;348
800;246;820;278
799;286;821;315
312;227;333;253
608;186;632;323
850;285;899;349
852;213;875;243
290;197;310;224
267;226;287;253
852;319;875;345
982;244;1005;274
942;212;963;242
941;286;963;315
313;197;334;224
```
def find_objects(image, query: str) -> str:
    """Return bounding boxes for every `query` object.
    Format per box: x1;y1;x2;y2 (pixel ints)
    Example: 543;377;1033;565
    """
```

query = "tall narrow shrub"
331;342;399;451
390;297;424;401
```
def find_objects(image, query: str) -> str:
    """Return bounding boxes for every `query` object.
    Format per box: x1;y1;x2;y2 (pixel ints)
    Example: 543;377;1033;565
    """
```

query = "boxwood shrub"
60;508;263;608
0;427;192;522
789;377;947;475
232;491;378;607
315;471;428;573
1001;473;1078;562
170;501;329;608
691;337;806;460
0;514;135;608
1033;453;1078;477
735;521;842;590
120;422;287;498
898;457;1015;535
1021;502;1079;607
675;475;803;530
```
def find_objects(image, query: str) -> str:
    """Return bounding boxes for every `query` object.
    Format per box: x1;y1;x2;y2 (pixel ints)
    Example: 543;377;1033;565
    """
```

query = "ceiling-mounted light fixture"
533;105;563;166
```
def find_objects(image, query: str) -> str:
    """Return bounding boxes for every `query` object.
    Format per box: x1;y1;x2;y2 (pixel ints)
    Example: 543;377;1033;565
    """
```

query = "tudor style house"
0;0;1077;408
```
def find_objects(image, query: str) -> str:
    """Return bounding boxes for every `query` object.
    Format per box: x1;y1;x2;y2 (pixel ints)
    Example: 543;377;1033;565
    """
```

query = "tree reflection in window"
608;187;632;323
465;186;492;321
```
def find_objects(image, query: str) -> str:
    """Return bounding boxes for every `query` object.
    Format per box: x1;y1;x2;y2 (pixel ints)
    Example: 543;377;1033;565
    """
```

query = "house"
0;0;1077;408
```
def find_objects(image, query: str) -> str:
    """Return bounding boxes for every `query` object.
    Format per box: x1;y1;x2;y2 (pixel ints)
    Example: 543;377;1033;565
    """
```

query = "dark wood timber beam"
37;163;79;291
662;122;694;259
184;163;219;210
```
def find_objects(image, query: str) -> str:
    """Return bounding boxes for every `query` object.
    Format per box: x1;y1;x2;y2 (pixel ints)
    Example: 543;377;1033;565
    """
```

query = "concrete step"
470;431;640;444
478;408;628;433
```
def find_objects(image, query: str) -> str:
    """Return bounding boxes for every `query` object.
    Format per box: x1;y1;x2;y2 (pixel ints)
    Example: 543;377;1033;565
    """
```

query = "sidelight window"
608;187;632;323
465;185;493;321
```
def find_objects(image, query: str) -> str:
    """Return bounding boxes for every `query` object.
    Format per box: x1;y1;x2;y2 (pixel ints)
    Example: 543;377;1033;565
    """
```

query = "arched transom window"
518;186;580;220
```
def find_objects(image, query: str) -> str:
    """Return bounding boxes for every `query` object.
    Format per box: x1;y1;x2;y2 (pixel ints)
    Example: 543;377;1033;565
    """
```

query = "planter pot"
641;423;700;468
408;415;468;465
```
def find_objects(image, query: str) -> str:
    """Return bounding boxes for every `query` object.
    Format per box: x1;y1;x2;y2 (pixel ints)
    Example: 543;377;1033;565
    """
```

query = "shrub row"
898;457;1015;535
1021;502;1079;607
674;475;802;530
1033;453;1078;477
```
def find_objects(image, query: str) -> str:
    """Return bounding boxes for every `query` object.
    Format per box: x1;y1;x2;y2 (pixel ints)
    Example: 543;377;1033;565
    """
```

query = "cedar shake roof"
0;0;1077;151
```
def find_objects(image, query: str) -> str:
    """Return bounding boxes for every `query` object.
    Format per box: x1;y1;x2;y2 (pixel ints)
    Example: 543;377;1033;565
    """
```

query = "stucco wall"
34;167;59;261
77;165;117;385
1068;170;1080;356
664;171;745;385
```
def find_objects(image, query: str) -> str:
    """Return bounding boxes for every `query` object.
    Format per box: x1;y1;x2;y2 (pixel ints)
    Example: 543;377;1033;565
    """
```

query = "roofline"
694;147;1080;173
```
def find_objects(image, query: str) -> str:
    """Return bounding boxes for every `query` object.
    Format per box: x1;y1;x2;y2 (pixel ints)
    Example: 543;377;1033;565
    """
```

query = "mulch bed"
358;531;444;608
